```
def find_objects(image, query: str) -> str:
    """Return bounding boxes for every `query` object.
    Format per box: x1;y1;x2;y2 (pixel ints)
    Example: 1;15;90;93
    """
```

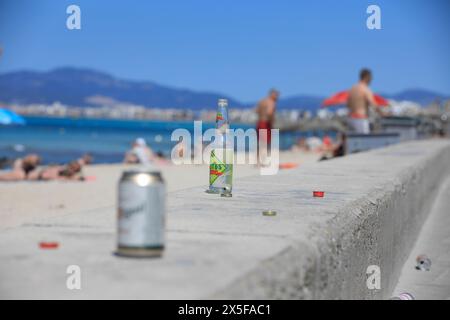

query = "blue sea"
0;117;331;165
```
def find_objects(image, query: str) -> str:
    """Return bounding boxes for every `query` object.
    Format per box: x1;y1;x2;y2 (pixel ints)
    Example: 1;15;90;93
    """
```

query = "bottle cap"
262;210;277;216
220;186;232;197
391;292;414;300
313;191;325;198
39;242;59;249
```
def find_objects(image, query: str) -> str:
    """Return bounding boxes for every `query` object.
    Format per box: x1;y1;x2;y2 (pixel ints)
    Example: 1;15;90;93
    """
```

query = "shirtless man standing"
347;69;383;134
255;89;279;165
256;89;279;144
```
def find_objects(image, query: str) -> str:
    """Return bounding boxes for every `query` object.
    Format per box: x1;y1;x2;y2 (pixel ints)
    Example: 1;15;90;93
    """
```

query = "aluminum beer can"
117;169;165;258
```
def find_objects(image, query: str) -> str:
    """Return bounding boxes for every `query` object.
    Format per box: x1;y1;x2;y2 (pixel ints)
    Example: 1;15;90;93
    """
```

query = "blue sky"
0;0;449;101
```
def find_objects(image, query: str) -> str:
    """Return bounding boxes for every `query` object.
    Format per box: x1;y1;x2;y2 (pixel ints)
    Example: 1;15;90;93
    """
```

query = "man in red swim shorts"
255;89;279;165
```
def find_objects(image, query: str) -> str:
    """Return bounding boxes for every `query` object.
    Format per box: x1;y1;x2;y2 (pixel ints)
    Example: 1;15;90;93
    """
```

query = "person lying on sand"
124;138;154;165
78;153;93;166
291;138;310;152
0;154;41;181
319;133;347;161
28;161;85;181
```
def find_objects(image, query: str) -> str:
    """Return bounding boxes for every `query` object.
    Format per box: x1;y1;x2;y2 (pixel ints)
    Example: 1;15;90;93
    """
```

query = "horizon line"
1;65;449;102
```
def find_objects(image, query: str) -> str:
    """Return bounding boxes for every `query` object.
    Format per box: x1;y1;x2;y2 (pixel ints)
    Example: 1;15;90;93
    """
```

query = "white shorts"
349;118;370;134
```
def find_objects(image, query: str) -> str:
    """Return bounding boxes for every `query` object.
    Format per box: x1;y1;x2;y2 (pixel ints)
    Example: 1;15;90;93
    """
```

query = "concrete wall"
1;140;449;299
212;140;450;299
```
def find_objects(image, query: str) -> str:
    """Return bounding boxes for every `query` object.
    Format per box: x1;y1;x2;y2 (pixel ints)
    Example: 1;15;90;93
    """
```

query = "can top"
121;169;164;184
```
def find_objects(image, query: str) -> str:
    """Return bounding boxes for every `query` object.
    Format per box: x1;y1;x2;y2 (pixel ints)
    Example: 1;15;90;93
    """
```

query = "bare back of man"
256;98;275;123
255;89;279;165
346;69;379;134
347;82;375;119
255;90;279;143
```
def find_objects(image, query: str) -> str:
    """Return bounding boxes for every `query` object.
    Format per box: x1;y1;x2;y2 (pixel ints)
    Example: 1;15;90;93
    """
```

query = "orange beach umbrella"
322;90;389;107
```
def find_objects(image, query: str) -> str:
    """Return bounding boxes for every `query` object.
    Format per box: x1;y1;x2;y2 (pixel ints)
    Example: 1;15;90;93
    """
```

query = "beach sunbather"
0;154;40;181
28;161;84;181
319;133;347;161
124;138;154;164
291;138;309;152
78;153;93;166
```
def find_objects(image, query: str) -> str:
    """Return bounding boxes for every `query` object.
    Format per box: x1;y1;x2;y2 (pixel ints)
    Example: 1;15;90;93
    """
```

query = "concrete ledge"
212;140;450;299
1;140;449;299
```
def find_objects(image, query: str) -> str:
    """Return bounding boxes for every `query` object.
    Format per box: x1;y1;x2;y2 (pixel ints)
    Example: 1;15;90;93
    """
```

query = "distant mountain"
0;67;243;110
383;89;449;106
0;67;448;111
277;95;324;111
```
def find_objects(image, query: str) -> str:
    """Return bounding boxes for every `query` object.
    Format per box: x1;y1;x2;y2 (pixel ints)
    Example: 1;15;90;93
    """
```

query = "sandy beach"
0;151;321;230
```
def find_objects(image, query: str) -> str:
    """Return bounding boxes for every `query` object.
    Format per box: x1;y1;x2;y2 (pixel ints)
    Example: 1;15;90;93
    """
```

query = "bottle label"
216;112;224;122
209;149;233;187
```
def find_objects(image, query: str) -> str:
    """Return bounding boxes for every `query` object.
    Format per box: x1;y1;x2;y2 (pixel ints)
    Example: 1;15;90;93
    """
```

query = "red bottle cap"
39;242;59;249
313;191;325;198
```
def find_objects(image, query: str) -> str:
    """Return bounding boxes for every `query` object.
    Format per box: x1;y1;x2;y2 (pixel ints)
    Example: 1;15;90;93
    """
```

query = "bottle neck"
216;106;229;130
214;128;233;149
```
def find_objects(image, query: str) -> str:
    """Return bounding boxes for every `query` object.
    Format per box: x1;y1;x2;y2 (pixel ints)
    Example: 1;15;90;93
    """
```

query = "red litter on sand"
313;191;325;198
39;242;59;249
